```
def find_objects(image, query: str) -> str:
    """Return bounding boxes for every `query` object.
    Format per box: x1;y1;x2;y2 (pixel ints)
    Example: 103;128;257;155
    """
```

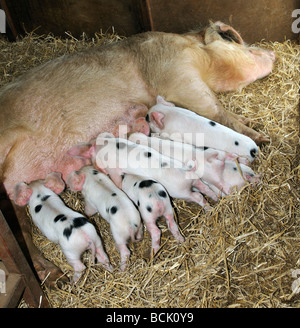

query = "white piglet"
205;161;261;197
122;174;184;254
14;172;112;283
68;137;214;209
67;166;143;271
129;133;260;197
146;96;259;163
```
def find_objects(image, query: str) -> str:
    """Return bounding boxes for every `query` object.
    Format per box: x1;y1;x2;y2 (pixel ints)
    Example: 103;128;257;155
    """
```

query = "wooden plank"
0;210;50;307
137;0;154;31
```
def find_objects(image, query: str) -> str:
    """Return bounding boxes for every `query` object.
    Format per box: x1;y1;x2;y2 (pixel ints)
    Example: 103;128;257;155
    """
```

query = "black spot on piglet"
209;121;216;126
35;204;43;213
110;206;118;215
41;195;51;202
158;190;167;198
139;180;156;188
250;148;257;158
63;226;73;240
73;216;88;228
146;206;152;213
54;214;67;223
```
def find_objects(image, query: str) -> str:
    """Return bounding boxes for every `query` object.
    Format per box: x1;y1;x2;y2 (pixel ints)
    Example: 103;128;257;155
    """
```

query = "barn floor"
0;32;299;308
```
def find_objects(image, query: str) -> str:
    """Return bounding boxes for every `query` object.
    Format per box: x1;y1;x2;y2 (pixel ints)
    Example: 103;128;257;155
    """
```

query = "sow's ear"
67;142;96;159
14;182;33;206
44;172;65;194
205;21;244;45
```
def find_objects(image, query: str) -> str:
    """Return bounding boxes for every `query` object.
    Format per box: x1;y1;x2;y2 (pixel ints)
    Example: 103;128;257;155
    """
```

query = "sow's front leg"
162;70;268;144
11;203;67;288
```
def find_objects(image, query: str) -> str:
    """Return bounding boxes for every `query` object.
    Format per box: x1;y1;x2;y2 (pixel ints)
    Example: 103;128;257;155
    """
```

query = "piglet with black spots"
122;174;184;254
146;96;259;164
14;172;112;283
129;133;260;197
67;166;143;271
68;137;213;210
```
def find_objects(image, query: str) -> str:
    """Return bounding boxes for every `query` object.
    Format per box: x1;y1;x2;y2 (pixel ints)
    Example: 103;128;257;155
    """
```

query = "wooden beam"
137;0;154;31
0;210;50;307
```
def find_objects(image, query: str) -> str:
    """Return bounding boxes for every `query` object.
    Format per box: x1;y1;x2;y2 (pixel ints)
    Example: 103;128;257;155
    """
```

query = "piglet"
67;166;143;271
146;96;259;163
122;174;184;254
68;137;214;210
14;172;112;283
129;132;228;197
204;161;261;197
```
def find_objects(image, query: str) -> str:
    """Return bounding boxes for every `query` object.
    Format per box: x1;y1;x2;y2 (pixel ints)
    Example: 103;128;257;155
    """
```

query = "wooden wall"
1;0;299;42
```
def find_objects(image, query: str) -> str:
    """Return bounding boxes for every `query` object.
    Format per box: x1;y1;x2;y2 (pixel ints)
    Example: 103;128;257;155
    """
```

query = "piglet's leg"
186;191;211;211
164;213;185;243
65;255;86;283
105;168;123;189
192;179;219;202
144;220;161;255
93;238;113;272
84;201;98;216
116;244;130;271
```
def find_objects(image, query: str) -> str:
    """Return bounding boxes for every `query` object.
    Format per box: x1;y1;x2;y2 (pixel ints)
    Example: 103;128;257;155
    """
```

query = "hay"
1;32;299;308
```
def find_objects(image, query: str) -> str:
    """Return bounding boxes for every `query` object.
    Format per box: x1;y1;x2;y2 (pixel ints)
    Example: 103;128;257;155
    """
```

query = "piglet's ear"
156;95;175;107
44;172;65;194
150;112;165;129
14;182;33;206
206;151;221;163
67;142;96;159
66;171;86;192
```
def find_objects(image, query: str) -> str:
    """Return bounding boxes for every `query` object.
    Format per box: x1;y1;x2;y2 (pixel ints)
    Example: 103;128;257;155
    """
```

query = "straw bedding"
0;31;299;308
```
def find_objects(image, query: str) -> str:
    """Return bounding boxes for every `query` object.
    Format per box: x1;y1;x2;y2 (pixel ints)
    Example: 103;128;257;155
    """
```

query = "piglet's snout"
250;147;258;159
